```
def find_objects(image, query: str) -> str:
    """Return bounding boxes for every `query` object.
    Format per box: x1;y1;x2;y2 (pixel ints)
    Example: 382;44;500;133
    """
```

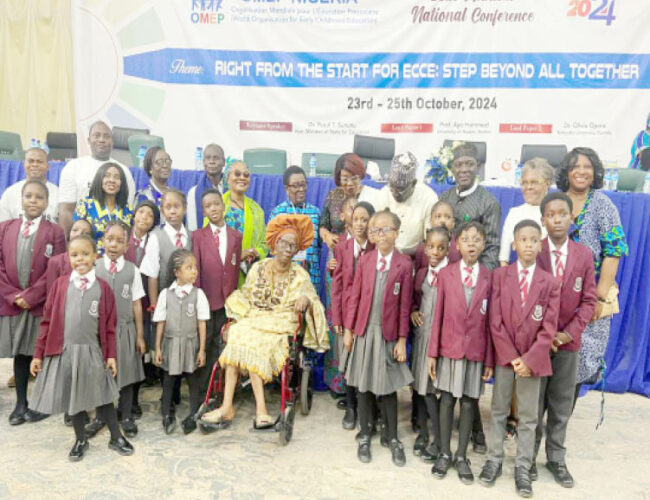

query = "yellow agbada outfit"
219;258;329;382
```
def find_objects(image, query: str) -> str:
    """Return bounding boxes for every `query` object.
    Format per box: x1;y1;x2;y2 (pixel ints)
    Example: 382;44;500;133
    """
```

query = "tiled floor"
1;358;649;499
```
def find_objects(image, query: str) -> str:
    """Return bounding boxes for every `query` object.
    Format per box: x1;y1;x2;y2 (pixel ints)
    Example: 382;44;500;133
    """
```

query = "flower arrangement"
425;141;464;185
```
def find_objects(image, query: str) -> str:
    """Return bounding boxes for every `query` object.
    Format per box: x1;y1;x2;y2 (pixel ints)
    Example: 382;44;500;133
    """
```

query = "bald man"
187;143;226;231
57;121;136;234
0;148;59;222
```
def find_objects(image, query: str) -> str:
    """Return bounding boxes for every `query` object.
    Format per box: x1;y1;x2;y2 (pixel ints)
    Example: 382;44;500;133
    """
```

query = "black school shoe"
357;435;372;463
514;466;533;498
85;418;106;439
162;415;176;435
479;460;502;487
432;453;452;479
342;407;357;430
471;430;487;454
24;409;49;423
121;418;138;438
546;461;574;488
389;439;406;467
454;456;474;485
182;415;197;435
108;436;134;456
8;404;27;425
420;442;440;463
336;399;347;410
68;439;89;462
413;433;428;456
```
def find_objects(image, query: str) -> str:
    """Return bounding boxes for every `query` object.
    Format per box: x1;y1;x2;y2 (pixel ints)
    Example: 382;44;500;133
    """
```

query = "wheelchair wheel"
300;365;314;416
278;406;295;446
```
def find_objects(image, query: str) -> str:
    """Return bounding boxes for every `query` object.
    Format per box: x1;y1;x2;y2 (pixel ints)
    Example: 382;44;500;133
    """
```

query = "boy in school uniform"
532;192;597;487
190;189;241;434
479;219;560;498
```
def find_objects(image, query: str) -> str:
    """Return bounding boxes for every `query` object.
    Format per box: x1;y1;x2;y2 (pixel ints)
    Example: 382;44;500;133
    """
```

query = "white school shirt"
549;238;569;279
353;239;368;259
0;180;59;222
152;281;210;322
460;260;479;288
499;203;547;263
376;250;394;272
19;215;42;237
209;222;228;263
427;257;449;285
70;269;96;290
139;224;190;278
101;255;146;301
517;261;536;292
186;182;223;231
58;156;136;205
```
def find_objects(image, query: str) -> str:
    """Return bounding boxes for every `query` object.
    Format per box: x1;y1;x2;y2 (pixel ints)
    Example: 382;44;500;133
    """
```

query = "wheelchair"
195;312;314;446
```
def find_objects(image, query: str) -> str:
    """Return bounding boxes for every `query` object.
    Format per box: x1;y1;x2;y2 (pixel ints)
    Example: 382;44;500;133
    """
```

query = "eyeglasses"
276;240;297;252
155;158;172;167
340;175;360;185
231;170;250;179
452;159;478;169
287;182;307;191
369;226;396;236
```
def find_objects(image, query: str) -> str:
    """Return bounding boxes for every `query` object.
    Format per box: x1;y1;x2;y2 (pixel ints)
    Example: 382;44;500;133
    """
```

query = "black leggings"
414;392;441;447
358;391;398;441
72;404;120;441
161;371;200;417
118;384;134;420
346;385;357;411
440;391;475;458
13;355;31;408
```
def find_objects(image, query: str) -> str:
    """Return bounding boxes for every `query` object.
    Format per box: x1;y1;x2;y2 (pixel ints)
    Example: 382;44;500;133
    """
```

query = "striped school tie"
21;220;32;238
175;232;183;249
80;277;89;292
379;257;387;272
463;266;474;288
552;250;564;279
429;269;438;287
109;261;118;274
519;269;529;304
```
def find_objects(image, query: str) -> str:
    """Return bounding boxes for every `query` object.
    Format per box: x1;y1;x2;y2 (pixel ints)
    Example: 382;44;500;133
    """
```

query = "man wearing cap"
375;152;438;255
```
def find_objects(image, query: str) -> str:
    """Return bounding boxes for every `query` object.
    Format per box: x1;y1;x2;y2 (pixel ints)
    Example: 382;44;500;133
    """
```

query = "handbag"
596;283;619;319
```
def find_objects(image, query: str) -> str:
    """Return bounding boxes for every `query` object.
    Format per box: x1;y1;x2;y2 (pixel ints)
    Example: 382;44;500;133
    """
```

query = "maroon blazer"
413;236;461;274
0;218;66;317
343;249;413;341
46;253;71;291
537;238;597;352
330;237;374;327
192;225;242;311
489;263;561;377
428;263;494;366
412;266;430;312
125;232;150;267
34;275;117;361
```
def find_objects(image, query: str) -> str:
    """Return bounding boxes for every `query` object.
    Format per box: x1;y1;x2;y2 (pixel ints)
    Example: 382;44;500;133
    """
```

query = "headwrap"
266;214;314;252
334;153;366;186
451;142;477;162
133;199;160;228
389;152;417;186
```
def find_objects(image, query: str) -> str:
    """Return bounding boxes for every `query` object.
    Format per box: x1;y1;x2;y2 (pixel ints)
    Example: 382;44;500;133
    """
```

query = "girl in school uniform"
29;234;134;461
153;249;208;434
96;220;146;437
45;219;93;290
414;200;461;273
428;221;494;484
331;201;375;430
343;209;414;467
0;180;66;425
409;226;450;461
124;200;160;416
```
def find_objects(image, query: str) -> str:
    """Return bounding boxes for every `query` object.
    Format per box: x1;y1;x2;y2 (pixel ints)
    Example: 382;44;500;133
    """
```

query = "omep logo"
190;0;225;25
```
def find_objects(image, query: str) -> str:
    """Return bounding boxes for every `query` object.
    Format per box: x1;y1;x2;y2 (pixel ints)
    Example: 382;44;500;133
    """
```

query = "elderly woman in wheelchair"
200;214;329;429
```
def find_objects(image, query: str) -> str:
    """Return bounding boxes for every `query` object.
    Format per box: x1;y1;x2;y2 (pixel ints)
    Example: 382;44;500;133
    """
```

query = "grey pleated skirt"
345;324;414;396
411;327;433;395
0;312;41;358
433;356;483;399
335;332;350;373
29;344;119;415
161;335;198;376
116;321;145;388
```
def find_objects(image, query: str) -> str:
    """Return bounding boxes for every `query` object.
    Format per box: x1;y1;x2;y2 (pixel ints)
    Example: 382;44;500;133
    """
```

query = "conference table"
1;160;648;397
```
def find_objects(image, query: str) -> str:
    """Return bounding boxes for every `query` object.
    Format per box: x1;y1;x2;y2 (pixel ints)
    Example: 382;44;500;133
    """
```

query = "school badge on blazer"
121;284;130;299
573;277;582;292
89;300;99;318
231;253;236;266
480;298;488;315
186;303;196;317
532;304;543;322
393;282;401;295
44;244;53;258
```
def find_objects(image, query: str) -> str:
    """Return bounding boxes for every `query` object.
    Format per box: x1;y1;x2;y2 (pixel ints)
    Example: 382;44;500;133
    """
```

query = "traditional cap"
389;152;417;185
266;214;314;252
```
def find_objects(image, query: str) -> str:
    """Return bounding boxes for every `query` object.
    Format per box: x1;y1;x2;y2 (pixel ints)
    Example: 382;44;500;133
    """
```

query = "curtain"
0;0;74;147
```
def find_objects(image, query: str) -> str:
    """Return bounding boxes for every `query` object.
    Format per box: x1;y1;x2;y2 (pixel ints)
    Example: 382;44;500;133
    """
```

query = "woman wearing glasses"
498;158;553;266
223;160;268;285
135;147;172;211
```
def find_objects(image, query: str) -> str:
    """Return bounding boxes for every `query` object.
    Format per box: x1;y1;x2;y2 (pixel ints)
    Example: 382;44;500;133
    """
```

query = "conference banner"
72;0;650;178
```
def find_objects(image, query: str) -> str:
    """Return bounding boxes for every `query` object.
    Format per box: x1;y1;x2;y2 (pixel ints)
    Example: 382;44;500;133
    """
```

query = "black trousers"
161;371;201;417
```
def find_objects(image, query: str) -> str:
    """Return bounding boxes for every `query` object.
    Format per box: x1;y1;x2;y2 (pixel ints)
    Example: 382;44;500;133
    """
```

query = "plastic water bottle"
30;138;36;148
514;164;523;187
603;169;612;190
612;168;618;191
194;147;203;170
36;139;41;150
309;153;317;177
643;172;650;194
138;145;147;168
43;141;49;154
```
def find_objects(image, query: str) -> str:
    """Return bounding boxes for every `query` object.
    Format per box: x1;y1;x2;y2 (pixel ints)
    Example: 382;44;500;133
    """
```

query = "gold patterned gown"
219;259;329;382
